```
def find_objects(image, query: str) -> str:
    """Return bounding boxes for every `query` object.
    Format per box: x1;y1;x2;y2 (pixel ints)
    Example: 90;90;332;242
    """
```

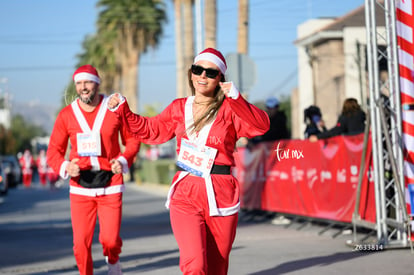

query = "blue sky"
0;0;364;111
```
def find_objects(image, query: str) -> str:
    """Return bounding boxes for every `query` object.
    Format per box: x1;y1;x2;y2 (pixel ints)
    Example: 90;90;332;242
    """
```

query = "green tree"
97;0;167;112
76;32;120;95
10;115;46;154
0;115;46;155
0;124;15;155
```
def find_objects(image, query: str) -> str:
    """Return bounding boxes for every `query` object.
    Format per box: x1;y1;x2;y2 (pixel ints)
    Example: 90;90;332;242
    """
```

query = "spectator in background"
244;96;291;224
248;96;289;146
260;97;290;141
309;98;366;142
19;149;35;188
304;105;327;139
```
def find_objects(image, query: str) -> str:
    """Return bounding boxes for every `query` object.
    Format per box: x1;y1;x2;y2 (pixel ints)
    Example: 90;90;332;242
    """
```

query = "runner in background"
19;149;35;188
36;149;48;187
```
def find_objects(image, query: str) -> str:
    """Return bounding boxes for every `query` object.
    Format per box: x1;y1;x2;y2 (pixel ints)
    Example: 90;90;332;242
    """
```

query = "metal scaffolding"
352;0;411;249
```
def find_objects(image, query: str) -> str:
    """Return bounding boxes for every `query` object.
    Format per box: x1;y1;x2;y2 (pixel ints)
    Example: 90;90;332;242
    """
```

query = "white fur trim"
194;52;227;74
69;184;125;197
60;161;70;179
117;156;129;174
74;72;101;84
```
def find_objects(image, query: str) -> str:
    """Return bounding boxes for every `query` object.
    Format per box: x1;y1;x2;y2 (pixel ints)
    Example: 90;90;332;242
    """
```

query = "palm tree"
97;0;167;112
238;0;248;54
182;0;195;97
76;32;119;95
204;0;216;49
61;32;118;108
173;0;185;98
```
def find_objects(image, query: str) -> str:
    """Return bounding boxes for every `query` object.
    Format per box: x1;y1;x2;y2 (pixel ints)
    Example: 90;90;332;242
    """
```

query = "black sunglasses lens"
191;65;219;79
191;65;204;75
205;69;219;78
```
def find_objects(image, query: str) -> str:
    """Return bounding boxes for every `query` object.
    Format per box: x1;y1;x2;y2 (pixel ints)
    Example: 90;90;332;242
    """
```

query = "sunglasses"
191;64;220;79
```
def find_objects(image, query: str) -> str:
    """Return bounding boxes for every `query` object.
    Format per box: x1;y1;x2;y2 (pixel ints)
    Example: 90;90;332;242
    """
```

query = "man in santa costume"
47;64;140;275
108;48;270;275
19;149;35;187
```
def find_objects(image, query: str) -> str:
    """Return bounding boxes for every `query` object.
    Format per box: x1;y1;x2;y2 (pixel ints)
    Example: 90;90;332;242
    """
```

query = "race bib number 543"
176;139;217;178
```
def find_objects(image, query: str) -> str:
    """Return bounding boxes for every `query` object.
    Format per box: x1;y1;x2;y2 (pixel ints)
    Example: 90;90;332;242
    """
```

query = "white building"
292;4;386;138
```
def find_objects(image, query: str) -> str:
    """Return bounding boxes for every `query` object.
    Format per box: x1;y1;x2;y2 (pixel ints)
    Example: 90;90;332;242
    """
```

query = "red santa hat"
72;64;101;84
194;48;227;74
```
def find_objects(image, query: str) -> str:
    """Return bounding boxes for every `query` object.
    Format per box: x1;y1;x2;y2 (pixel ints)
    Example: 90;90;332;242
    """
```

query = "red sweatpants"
38;172;47;185
169;176;238;275
70;192;123;275
22;173;32;187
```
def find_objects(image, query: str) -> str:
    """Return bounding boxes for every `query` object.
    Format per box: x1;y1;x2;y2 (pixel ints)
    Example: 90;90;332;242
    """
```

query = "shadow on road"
249;251;371;275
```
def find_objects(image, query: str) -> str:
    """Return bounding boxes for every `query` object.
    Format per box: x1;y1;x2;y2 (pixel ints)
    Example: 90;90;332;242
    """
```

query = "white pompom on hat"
194;48;227;74
73;64;101;84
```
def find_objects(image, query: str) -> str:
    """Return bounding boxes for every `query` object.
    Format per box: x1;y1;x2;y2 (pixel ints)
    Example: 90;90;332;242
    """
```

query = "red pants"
70;192;123;275
38;172;47;185
170;176;238;275
22;173;32;187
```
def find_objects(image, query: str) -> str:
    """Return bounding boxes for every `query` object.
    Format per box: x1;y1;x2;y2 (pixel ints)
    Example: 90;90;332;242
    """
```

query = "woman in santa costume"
19;149;35;187
109;48;270;275
47;64;141;275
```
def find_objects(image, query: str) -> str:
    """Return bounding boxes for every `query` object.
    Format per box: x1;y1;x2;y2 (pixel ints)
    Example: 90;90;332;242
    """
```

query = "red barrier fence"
233;133;376;223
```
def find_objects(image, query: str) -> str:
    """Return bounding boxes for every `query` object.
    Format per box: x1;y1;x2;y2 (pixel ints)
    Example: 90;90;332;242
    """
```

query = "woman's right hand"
108;93;122;110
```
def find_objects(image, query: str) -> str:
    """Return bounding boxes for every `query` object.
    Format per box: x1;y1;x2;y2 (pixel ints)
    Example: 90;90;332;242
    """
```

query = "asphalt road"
0;181;413;275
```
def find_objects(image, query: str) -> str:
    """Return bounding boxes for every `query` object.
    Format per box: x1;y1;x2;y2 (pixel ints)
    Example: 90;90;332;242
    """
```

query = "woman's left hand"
219;82;232;97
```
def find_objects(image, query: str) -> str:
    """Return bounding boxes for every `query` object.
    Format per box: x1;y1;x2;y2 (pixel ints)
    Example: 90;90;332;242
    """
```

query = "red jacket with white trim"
47;95;140;188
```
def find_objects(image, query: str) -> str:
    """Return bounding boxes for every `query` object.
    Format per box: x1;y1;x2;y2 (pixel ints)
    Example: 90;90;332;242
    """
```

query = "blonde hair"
187;69;225;133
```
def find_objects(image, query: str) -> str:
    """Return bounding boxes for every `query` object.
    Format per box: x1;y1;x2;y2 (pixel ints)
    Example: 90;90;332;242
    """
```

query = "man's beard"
78;89;97;104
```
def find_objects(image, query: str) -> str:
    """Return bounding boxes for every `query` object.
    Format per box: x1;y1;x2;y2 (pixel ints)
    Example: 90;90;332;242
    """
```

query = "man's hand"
110;159;123;174
67;158;80;177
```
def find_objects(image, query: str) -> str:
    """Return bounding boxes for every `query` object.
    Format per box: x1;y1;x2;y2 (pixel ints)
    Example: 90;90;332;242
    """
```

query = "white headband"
73;72;101;84
194;52;227;74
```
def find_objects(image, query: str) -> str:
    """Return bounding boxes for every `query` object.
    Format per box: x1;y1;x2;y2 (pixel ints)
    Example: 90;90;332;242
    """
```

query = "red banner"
233;134;376;223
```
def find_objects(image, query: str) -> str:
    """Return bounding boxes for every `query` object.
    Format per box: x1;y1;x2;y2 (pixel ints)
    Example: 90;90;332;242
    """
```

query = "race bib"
77;132;102;157
176;139;217;178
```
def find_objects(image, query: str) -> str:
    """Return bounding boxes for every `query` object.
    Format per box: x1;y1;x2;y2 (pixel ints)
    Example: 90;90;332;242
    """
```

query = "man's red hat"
73;64;101;84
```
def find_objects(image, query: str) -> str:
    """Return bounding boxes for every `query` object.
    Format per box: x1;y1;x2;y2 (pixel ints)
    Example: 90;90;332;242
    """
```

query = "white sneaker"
271;215;291;225
106;257;122;275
